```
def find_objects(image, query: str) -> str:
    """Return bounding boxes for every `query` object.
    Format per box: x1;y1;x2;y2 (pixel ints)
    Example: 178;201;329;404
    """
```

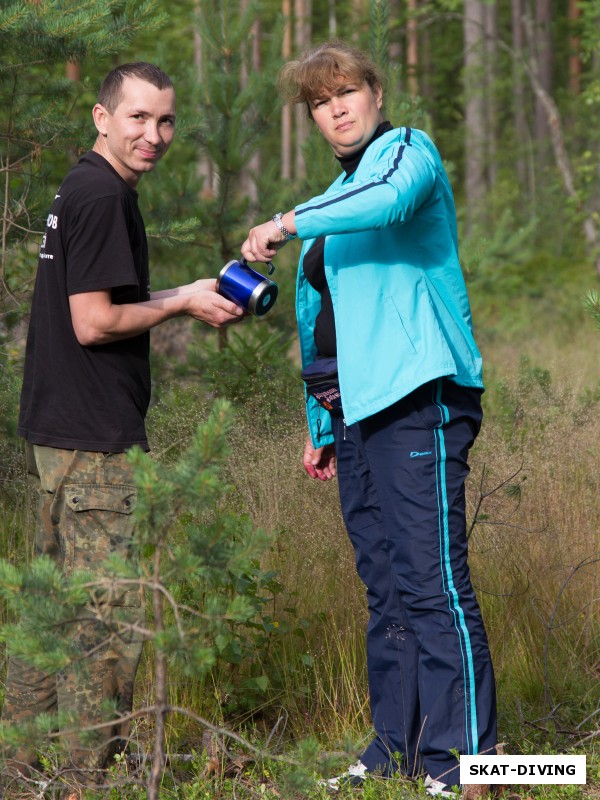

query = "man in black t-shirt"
2;63;244;795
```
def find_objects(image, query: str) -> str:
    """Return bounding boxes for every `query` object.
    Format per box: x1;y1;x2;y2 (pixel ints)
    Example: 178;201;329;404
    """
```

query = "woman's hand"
241;211;297;263
241;219;285;263
303;436;337;481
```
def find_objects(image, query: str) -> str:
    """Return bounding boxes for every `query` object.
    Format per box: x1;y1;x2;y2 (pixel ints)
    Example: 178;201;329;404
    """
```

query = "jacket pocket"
384;296;417;355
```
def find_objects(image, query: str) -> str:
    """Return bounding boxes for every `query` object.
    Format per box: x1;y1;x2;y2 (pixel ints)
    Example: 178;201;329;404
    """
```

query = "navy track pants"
331;377;497;786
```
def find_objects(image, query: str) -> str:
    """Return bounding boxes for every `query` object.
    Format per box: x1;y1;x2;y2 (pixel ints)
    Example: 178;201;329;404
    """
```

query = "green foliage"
0;346;21;461
125;401;273;685
297;128;339;199
366;0;429;133
482;354;600;448
578;0;600;62
0;1;167;64
368;0;389;72
178;0;282;262
0;2;599;794
0;402;292;778
584;289;600;330
146;217;208;248
181;322;301;422
464;207;593;343
128;400;315;724
0;556;90;671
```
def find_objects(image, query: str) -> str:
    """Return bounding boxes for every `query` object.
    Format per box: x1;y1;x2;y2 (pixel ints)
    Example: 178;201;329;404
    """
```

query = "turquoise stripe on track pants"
331;377;497;787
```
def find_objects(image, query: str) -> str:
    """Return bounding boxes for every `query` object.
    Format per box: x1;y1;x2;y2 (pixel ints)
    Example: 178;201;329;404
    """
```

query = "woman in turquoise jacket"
242;41;497;799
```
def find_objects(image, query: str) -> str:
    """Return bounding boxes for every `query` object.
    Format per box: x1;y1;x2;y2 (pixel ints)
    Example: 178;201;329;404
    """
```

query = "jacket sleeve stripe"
296;129;412;218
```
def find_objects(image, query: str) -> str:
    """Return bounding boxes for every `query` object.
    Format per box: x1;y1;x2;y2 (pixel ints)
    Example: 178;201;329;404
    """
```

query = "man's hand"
183;283;245;328
303;436;337;481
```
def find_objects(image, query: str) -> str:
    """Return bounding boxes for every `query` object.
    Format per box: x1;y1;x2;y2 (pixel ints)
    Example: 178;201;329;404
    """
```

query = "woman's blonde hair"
278;41;383;107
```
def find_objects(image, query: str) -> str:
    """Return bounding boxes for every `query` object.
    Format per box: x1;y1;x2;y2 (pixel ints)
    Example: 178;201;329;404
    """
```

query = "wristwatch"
272;212;297;241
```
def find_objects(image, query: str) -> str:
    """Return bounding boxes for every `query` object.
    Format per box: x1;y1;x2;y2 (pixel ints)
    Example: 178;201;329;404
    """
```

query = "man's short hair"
98;62;174;113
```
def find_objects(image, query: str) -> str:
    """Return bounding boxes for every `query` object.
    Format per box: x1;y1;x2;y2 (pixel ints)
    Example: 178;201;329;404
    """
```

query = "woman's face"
309;79;383;157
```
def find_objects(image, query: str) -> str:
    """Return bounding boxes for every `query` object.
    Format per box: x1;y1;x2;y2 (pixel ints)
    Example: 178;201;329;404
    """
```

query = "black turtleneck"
336;120;393;179
302;121;393;357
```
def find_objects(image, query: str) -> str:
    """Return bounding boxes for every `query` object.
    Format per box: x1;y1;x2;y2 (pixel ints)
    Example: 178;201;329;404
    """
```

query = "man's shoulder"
58;152;130;206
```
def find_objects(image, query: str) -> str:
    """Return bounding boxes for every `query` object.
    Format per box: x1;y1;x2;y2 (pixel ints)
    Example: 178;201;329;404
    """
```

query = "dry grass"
220;348;599;748
1;339;596;779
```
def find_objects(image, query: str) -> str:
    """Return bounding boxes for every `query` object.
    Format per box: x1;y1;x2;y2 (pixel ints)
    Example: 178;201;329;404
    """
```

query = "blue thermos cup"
216;258;278;317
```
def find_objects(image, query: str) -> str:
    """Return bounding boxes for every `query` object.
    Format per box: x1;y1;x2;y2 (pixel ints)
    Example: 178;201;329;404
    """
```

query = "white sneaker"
322;760;368;791
424;774;460;797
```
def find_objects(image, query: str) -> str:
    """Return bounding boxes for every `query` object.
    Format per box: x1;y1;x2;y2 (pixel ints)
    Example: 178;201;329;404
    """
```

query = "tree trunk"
406;0;419;98
567;0;581;96
463;0;486;232
351;0;363;42
534;0;552;156
521;13;600;278
483;1;497;188
511;0;529;190
294;0;312;180
240;2;260;206
147;546;167;800
65;61;79;81
388;0;403;85
193;2;215;199
420;3;432;104
328;0;337;36
281;0;292;180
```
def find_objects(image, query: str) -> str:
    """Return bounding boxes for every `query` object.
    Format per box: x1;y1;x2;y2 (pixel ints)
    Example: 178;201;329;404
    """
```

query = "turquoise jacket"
294;127;483;447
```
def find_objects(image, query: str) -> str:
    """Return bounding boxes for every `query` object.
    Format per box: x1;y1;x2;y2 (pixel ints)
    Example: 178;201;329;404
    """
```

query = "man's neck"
92;138;140;189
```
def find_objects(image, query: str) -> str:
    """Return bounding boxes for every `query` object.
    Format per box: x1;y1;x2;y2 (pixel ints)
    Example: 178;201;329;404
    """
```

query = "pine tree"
185;0;283;264
0;401;274;795
367;0;427;130
155;0;301;406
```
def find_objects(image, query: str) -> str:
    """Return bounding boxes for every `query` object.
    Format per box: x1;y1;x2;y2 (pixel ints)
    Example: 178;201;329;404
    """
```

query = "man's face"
93;76;176;187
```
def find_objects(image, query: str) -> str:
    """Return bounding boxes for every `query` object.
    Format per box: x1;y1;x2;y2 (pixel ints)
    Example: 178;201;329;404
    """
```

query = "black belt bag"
301;357;342;413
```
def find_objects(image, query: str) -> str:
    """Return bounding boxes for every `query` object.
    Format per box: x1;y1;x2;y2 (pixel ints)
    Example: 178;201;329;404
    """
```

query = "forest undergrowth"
125;330;599;799
0;326;598;799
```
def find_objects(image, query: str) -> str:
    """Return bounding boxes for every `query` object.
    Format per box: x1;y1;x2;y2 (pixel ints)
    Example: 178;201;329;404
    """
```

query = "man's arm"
69;278;243;346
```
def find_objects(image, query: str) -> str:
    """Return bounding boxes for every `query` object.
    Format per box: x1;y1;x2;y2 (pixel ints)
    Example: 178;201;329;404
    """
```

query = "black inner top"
302;121;393;357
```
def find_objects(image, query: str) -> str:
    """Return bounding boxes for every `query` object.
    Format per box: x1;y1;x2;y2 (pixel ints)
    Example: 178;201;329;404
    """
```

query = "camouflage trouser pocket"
64;483;141;608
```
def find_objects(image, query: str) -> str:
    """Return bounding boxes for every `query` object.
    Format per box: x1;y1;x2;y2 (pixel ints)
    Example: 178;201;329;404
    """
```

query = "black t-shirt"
18;151;151;452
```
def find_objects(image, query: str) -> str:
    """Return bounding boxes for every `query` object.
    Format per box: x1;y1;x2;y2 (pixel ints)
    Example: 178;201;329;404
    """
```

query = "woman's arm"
293;138;437;240
241;134;438;262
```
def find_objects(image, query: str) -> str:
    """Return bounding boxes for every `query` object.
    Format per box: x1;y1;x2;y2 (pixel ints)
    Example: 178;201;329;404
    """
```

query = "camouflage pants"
1;445;145;787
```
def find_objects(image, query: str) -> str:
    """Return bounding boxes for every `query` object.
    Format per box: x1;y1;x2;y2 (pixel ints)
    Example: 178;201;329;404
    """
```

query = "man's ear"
92;103;110;136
